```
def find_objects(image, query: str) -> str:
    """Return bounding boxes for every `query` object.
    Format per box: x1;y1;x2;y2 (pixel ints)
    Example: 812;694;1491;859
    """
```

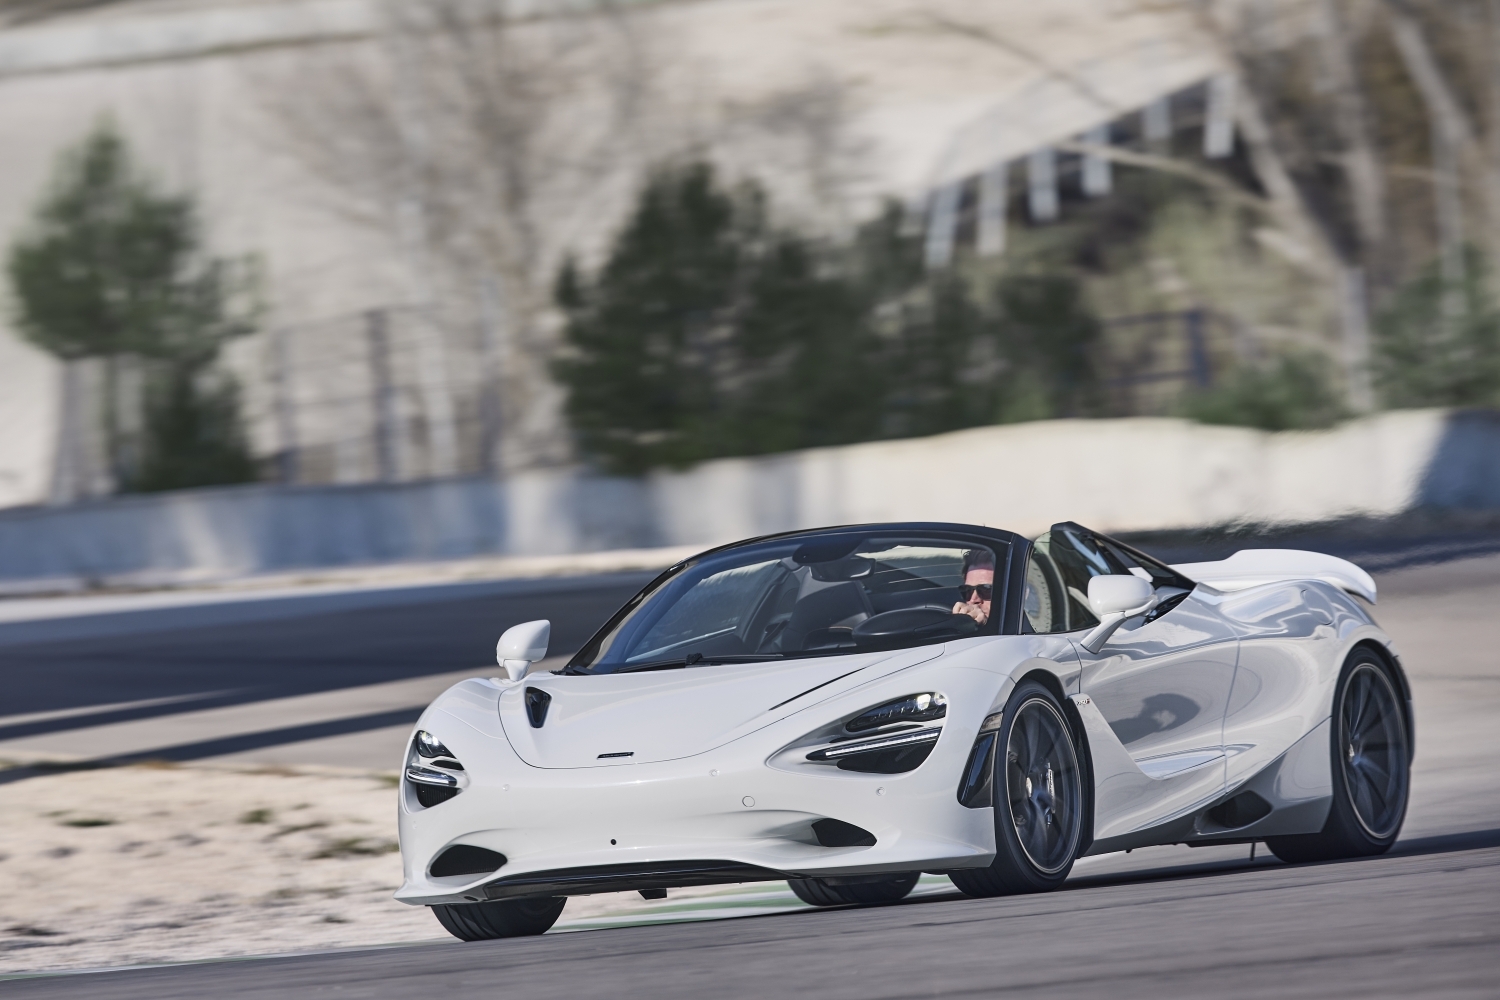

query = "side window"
1024;529;1109;633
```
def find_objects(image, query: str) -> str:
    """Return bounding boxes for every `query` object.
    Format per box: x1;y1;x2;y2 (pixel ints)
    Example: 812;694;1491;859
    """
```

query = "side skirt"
1083;718;1334;856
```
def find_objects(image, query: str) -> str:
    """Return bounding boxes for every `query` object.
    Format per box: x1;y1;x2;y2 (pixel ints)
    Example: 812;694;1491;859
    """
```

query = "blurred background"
2;0;1500;591
3;0;1500;982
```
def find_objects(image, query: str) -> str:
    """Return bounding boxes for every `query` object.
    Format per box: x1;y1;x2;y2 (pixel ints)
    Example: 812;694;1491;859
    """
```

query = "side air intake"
1203;791;1274;831
430;845;508;878
811;818;876;848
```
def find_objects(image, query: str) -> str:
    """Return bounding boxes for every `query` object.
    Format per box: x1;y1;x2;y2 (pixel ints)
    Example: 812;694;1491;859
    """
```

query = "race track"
2;541;1498;998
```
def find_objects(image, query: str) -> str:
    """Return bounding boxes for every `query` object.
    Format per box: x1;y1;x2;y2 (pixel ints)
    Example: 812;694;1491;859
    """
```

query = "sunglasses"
957;584;993;602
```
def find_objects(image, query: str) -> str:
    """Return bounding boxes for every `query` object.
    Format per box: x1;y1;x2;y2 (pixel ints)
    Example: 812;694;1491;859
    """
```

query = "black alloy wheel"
787;873;920;907
1268;649;1410;864
951;680;1084;897
431;896;567;940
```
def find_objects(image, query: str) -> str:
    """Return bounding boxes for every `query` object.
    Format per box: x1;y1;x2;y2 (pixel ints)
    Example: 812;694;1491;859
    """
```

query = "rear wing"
1170;549;1377;604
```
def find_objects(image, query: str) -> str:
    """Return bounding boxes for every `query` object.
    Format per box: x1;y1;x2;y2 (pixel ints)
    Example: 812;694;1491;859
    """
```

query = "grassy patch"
269;821;328;839
310;837;399;859
6;924;61;938
239;808;274;825
59;817;115;828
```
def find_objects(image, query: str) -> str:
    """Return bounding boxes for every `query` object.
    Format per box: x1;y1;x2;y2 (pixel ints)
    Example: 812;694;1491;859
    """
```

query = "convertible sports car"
396;522;1412;941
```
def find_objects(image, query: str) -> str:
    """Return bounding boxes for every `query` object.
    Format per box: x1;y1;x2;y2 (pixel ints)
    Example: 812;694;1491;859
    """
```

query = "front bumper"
395;666;1009;906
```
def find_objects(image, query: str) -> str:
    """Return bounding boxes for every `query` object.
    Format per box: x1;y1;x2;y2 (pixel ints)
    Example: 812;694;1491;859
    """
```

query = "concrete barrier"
1;408;1496;588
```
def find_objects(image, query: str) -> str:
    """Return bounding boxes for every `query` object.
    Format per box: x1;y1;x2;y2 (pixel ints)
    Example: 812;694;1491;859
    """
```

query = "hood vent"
525;688;552;728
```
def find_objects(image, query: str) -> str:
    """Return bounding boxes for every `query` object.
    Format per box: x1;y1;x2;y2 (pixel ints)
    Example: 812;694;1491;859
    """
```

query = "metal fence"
1101;308;1240;416
245;305;499;487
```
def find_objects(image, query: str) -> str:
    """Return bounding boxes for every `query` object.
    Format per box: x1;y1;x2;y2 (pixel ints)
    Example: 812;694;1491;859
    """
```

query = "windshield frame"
563;523;1020;674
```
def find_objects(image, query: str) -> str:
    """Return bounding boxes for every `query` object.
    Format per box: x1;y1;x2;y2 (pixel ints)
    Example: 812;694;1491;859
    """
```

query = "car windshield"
566;533;1004;674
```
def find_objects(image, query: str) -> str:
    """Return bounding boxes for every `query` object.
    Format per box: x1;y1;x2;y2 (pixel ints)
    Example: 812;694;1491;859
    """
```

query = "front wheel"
1267;650;1410;864
788;873;919;906
431;896;566;940
951;680;1085;898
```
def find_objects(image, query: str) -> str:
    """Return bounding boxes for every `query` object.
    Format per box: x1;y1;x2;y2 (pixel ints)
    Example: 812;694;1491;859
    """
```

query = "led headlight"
414;730;454;759
845;693;948;733
407;730;464;808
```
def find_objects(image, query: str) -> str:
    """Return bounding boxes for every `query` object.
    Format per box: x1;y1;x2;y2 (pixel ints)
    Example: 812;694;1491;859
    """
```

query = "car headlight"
414;729;455;758
845;693;948;733
407;731;464;808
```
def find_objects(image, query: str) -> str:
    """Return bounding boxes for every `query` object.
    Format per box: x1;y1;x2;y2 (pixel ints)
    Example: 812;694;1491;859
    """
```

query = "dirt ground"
0;764;450;973
0;762;800;976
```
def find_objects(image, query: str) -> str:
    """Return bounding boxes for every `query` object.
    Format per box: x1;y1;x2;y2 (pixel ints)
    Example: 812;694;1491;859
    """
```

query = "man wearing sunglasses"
951;548;996;626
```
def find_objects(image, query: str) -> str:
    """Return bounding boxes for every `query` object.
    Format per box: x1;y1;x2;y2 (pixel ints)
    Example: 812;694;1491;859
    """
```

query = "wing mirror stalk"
1079;576;1159;654
496;619;551;680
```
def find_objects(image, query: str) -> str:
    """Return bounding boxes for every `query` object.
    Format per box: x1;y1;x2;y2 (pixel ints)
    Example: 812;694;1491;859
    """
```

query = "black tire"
1267;649;1410;865
951;680;1084;898
787;873;919;907
430;896;567;941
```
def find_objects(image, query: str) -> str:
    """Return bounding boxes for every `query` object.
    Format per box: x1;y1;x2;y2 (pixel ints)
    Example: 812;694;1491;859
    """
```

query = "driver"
952;548;995;625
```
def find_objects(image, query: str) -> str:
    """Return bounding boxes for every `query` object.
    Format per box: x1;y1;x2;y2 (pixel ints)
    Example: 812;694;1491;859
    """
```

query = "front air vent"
806;727;941;774
525;688;552;728
430;845;508;878
957;731;999;808
415;784;459;808
811;818;876;848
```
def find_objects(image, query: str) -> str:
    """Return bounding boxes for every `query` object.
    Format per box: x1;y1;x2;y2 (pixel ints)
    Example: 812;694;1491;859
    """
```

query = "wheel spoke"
1350;774;1377;824
1358;757;1391;788
1037;726;1064;769
1365;773;1391;814
1345;677;1371;740
1023;711;1042;765
1351;695;1388;743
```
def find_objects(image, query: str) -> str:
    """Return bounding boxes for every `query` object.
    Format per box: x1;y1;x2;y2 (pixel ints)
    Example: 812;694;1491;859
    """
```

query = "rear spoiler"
1170;549;1377;604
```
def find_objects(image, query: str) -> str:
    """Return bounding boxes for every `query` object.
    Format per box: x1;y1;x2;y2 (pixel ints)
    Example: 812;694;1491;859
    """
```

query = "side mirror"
1079;576;1159;654
496;619;551;680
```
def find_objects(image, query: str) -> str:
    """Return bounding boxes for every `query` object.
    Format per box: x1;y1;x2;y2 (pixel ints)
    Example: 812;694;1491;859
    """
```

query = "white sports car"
396;522;1412;941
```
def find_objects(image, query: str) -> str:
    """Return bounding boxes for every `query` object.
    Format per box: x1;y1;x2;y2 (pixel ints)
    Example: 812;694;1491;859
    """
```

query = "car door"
1027;526;1237;843
1219;581;1344;791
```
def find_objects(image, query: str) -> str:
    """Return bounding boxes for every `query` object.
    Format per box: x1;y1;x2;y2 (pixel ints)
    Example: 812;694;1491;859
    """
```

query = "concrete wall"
3;408;1498;589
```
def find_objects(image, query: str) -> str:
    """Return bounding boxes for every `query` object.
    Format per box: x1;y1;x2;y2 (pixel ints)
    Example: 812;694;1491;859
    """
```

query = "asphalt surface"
3;536;1500;998
0;573;650;773
7;832;1499;1000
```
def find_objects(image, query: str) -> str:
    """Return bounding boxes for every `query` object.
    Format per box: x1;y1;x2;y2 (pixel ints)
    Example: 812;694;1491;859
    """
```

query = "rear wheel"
430;896;566;940
1267;650;1409;864
951;680;1084;898
788;873;919;907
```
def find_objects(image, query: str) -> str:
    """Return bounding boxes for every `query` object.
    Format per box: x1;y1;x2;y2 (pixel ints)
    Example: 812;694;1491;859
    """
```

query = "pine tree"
7;121;261;492
554;162;883;473
554;163;1105;473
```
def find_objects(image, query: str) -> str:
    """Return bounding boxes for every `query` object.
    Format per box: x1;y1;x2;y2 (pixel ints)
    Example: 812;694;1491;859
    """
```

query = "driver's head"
959;548;996;619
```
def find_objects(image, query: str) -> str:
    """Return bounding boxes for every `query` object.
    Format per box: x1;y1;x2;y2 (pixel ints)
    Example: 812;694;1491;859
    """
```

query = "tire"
951;680;1085;898
430;896;567;941
787;873;919;907
1267;649;1410;864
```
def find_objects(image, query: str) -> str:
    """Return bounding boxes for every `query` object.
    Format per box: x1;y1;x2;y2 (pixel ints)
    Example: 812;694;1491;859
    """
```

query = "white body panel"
1070;589;1239;847
395;541;1405;905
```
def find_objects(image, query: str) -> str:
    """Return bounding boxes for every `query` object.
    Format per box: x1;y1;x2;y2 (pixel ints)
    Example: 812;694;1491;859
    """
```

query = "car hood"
497;647;944;768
